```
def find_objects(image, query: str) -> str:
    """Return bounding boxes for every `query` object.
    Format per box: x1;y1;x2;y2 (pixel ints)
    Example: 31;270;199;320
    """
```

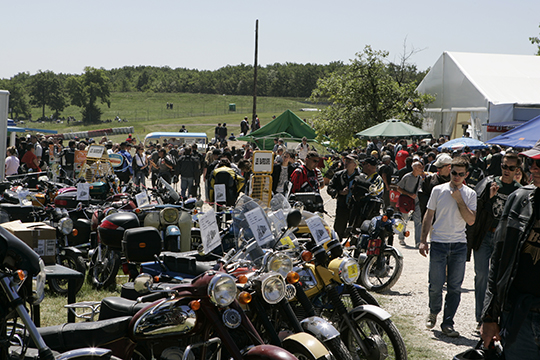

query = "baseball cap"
363;156;378;166
433;153;452;167
519;139;540;159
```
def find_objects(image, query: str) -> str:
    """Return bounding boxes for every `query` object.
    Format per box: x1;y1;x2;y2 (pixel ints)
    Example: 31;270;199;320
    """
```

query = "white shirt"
426;182;477;243
5;155;20;175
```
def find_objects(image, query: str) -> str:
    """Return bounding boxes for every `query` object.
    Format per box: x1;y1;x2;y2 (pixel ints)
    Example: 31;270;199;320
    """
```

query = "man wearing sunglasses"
468;153;522;332
419;156;477;337
481;141;540;359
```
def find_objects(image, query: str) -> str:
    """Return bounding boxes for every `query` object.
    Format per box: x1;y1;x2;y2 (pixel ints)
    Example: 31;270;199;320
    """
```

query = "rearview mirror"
134;273;153;293
287;210;302;228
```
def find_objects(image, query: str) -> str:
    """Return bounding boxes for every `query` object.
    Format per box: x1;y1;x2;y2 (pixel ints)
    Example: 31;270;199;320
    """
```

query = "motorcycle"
349;207;407;293
0;226;120;360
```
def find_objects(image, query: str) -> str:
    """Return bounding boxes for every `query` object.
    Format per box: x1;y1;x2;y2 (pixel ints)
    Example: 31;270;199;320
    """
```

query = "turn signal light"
237;275;248;284
286;271;300;284
189;300;201;311
344;240;351;248
135;208;141;214
238;291;252;304
72;229;78;236
301;250;312;262
139;242;146;248
404;231;410;237
154;276;160;283
382;215;388;222
16;270;25;282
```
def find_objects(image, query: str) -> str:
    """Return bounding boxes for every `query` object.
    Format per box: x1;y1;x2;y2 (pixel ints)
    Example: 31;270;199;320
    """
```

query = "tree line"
0;59;427;125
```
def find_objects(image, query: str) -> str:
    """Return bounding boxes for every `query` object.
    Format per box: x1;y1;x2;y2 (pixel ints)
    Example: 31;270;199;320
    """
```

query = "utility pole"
252;19;258;131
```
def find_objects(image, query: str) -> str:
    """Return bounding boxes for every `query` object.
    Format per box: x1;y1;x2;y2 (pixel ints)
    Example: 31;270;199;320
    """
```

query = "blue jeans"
181;177;193;199
474;232;496;322
133;171;146;186
428;242;467;327
502;311;540;359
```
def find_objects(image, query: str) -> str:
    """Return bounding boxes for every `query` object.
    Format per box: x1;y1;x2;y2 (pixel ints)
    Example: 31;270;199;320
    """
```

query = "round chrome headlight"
258;273;286;304
264;253;293;278
32;259;46;305
160;207;179;224
208;273;237;307
58;217;74;235
339;257;360;285
392;219;405;234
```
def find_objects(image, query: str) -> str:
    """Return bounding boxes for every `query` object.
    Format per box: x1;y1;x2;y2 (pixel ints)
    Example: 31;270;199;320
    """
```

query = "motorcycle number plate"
394;222;404;233
348;263;359;278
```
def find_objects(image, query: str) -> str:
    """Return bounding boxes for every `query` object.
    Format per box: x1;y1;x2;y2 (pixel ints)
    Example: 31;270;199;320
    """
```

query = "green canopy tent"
355;119;432;140
237;110;318;150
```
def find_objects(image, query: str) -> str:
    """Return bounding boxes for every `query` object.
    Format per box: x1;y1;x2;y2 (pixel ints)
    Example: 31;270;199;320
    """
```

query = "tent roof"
486;114;540;149
417;52;540;110
355;119;432;140
237;110;318;150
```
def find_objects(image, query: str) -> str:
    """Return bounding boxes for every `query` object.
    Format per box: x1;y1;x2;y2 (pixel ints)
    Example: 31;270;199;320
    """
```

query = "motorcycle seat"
34;316;132;352
162;251;216;276
99;297;149;321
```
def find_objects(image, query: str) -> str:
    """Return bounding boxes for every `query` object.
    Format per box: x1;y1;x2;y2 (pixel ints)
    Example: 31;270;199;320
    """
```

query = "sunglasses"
526;158;540;168
451;170;467;177
501;164;518;171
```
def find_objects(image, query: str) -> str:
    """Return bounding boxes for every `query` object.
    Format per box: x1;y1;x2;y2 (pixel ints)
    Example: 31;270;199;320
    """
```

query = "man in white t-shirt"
296;137;310;161
419;156;477;338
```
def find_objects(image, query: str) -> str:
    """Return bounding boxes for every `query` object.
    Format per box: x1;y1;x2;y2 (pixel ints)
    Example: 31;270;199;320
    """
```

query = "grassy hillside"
26;92;322;142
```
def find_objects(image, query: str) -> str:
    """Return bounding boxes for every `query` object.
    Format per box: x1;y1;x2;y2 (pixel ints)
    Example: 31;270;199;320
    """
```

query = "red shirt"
396;150;409;170
21;150;41;172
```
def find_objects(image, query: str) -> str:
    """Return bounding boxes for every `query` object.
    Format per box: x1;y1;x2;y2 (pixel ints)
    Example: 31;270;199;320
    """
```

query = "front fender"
387;245;403;259
165;225;180;237
282;333;330;360
55;348;113;360
244;344;298;360
300;316;340;341
349;304;391;321
62;246;83;256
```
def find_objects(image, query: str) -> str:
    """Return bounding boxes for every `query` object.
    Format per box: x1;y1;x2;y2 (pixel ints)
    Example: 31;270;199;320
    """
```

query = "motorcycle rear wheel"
341;312;407;360
49;253;86;295
358;249;403;293
87;247;120;290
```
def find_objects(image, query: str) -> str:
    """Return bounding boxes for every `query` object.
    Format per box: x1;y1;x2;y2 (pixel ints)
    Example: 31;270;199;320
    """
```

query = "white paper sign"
17;189;31;205
245;207;273;246
76;183;91;201
86;145;105;159
269;210;287;234
305;216;331;245
135;191;150;208
214;184;226;203
252;151;274;173
199;210;221;254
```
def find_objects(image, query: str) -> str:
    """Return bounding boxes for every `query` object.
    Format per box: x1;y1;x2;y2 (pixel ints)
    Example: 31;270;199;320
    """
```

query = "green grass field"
25;92;322;142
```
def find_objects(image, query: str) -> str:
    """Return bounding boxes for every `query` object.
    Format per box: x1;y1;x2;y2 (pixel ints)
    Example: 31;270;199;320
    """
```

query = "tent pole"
252;19;259;130
0;91;9;180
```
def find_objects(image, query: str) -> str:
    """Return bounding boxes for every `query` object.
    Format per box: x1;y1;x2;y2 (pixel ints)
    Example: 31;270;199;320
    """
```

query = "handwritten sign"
199;210;221;254
214;184;226;203
86;145;105;159
252;151;274;173
76;183;91;201
245;207;273;246
305;215;331;245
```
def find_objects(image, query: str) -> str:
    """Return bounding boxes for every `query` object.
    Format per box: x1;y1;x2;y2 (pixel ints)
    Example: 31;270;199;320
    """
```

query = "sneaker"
399;239;406;246
441;325;460;337
426;313;437;329
475;322;482;333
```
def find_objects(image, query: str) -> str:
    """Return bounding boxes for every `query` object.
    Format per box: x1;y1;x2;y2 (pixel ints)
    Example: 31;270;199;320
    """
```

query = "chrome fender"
165;225;180;237
388;245;403;259
350;304;391;321
300;316;340;341
282;332;330;360
244;344;298;360
55;348;113;360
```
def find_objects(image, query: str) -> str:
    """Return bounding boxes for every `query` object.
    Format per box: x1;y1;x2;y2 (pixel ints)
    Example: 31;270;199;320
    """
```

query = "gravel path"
320;189;480;359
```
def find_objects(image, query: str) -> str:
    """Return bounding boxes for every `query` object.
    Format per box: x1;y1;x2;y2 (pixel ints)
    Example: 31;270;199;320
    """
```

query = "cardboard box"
1;221;57;265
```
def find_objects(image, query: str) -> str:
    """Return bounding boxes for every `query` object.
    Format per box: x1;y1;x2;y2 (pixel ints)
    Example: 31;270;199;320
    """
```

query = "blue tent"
486;115;540;149
438;137;488;151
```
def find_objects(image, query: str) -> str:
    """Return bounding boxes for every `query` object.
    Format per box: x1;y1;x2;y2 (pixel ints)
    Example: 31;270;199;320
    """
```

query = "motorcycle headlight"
32;259;46;305
208;273;237;307
392;219;405;234
255;272;286;304
58;217;74;235
160;207;179;225
337;257;360;285
264;253;293;278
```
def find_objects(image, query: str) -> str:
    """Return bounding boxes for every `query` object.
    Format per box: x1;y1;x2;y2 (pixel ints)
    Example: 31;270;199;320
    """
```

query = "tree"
66;67;111;124
309;46;434;149
530;23;540;55
29;70;66;120
0;79;31;119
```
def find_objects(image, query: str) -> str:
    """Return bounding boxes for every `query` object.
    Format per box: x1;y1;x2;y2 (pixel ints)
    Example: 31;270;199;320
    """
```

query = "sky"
1;0;540;79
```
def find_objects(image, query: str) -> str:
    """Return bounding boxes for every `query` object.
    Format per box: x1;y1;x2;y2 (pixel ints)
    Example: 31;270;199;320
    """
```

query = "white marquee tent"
416;52;540;141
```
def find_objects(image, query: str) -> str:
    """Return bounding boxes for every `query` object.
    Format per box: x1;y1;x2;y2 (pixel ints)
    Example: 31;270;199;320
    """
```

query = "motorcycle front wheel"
87;246;120;290
341;312;407;360
49;252;86;295
358;249;403;293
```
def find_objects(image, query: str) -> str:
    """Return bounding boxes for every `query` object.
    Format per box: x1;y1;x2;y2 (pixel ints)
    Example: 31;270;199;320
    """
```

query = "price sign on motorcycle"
199;210;221;254
86;145;106;159
305;216;331;246
252;151;274;174
76;183;90;201
245;206;273;246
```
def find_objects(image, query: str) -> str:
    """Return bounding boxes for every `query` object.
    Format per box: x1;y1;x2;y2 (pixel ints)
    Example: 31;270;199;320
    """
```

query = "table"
33;264;84;326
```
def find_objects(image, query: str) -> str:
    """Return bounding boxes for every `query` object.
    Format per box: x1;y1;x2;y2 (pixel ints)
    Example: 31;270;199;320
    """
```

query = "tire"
87;246;120;290
358;249;403;293
324;336;354;360
49;253;86;295
341;312;407;360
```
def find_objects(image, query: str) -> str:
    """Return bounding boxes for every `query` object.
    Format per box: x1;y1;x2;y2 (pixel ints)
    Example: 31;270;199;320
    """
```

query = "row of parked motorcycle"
0;171;410;360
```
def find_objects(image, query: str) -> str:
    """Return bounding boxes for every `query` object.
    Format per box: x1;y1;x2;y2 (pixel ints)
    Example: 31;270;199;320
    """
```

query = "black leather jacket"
327;168;359;207
482;185;538;323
